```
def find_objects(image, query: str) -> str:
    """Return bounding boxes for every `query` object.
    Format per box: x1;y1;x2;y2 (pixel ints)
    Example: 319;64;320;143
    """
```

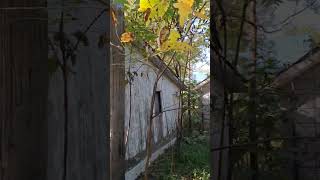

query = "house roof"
194;57;248;94
195;77;210;88
149;55;187;90
131;43;187;90
194;77;210;94
273;47;320;88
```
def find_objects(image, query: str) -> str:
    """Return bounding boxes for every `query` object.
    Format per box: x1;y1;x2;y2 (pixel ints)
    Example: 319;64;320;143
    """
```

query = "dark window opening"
154;91;162;116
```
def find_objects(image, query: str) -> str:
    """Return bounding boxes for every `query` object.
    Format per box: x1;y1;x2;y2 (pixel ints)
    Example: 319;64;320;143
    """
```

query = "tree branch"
211;136;320;152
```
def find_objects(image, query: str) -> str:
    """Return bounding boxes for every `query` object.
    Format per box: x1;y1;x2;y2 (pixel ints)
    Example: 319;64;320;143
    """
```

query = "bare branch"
211;136;320;152
271;0;318;28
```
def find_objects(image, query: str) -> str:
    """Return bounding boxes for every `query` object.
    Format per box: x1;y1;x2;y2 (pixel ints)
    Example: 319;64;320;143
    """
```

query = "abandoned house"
273;47;320;180
123;48;186;179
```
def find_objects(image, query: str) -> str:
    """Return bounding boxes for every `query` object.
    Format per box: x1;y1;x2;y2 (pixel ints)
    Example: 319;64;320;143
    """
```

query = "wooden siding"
124;49;180;176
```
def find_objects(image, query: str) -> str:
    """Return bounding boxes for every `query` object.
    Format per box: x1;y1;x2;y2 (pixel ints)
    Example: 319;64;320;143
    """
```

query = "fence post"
110;2;126;180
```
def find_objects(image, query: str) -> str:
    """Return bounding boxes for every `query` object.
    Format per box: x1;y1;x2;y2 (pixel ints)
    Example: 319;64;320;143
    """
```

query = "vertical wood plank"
46;1;110;179
110;2;126;180
0;0;48;179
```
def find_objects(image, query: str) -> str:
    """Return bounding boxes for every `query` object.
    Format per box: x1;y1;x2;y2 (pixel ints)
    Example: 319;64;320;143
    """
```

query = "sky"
192;47;210;82
267;0;320;65
192;0;320;83
193;60;210;81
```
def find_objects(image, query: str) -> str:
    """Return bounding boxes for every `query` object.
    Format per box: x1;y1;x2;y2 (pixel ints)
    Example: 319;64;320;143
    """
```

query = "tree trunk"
248;0;258;179
176;89;183;154
188;62;192;132
227;94;233;180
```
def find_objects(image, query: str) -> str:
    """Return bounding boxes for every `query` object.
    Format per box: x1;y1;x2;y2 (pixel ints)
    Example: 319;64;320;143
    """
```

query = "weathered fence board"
110;2;126;180
47;0;110;179
0;0;48;179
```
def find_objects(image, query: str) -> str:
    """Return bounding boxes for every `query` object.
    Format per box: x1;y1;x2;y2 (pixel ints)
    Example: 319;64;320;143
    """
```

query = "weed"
140;133;210;180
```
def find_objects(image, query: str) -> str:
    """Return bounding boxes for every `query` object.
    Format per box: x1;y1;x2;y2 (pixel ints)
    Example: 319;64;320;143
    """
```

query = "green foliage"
114;0;127;5
142;134;210;180
122;0;209;60
180;80;202;127
231;56;289;179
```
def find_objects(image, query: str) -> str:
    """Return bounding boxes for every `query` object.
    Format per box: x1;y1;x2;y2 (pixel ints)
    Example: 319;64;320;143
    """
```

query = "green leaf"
114;0;126;5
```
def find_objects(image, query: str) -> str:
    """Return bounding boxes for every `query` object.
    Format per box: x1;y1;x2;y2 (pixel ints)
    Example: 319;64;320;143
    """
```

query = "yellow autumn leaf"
174;42;193;52
159;30;192;52
173;0;194;26
160;41;174;51
194;8;208;19
167;30;180;42
138;0;156;12
120;32;134;43
154;0;169;18
160;40;192;52
159;30;180;51
138;0;169;23
184;0;194;7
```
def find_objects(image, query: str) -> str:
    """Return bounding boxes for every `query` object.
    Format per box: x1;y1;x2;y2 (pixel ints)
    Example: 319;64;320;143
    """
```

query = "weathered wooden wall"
280;63;320;180
46;0;110;179
124;50;180;178
0;0;48;179
1;0;116;179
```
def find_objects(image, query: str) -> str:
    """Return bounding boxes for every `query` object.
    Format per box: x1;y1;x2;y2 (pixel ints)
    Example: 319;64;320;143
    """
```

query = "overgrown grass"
142;132;210;180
